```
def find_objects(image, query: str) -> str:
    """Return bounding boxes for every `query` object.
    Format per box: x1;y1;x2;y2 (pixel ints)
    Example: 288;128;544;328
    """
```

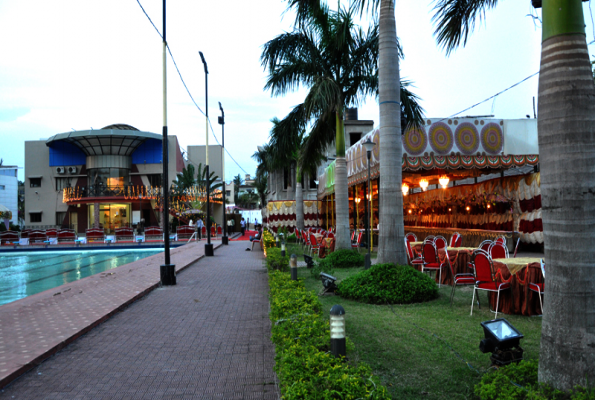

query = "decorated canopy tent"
317;118;542;244
262;200;322;232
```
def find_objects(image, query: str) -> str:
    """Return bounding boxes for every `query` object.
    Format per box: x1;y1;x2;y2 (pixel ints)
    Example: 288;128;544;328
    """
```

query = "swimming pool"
0;249;163;306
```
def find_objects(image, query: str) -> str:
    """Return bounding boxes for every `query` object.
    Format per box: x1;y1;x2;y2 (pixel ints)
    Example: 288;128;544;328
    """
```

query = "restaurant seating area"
408;231;545;317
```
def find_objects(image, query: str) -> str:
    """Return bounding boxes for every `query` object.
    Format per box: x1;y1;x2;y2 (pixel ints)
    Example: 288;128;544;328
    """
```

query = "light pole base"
222;236;229;245
364;253;371;270
160;264;176;286
205;243;214;256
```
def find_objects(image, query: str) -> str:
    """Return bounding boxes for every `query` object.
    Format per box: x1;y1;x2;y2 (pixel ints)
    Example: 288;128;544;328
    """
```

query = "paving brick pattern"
0;242;278;399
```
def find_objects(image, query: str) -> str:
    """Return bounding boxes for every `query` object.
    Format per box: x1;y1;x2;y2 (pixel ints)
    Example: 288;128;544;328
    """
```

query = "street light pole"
362;138;375;270
199;51;214;257
160;0;176;285
218;102;228;245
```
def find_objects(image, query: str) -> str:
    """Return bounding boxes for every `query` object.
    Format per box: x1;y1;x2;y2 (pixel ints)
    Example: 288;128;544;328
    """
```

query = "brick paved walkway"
0;242;278;399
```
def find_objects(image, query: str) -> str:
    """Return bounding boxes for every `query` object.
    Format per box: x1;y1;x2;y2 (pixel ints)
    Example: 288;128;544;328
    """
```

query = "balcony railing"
63;185;164;202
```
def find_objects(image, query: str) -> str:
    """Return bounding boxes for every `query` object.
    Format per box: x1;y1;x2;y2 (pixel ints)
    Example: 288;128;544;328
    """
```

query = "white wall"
0;168;18;225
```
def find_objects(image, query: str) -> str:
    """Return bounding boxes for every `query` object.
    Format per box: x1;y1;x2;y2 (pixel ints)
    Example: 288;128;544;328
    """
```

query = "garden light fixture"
320;272;338;293
281;240;286;257
290;254;297;281
330;304;346;358
303;254;315;268
479;318;524;366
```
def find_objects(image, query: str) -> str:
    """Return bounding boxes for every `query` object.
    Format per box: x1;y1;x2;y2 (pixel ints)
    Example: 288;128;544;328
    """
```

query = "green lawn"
285;243;542;400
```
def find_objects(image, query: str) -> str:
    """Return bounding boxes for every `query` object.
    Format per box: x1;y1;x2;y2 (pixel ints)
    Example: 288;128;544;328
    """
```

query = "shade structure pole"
160;0;176;285
200;51;213;256
219;102;228;245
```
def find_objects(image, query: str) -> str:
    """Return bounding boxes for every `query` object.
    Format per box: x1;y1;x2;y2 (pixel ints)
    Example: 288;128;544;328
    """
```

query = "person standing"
240;218;246;237
196;216;204;240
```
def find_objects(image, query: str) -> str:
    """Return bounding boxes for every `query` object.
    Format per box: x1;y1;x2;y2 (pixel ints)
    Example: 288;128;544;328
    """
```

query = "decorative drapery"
262;201;322;231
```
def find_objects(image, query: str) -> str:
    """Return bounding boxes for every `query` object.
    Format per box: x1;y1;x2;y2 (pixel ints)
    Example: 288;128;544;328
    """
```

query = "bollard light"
290;254;297;281
330;304;346;358
281;240;286;257
275;235;280;248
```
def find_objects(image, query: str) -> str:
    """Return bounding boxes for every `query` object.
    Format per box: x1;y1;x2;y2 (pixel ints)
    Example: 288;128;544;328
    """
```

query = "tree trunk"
296;184;304;230
377;0;406;264
335;110;351;249
537;0;595;391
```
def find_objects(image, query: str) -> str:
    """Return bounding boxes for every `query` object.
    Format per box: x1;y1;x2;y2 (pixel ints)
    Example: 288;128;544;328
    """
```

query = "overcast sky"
2;1;595;182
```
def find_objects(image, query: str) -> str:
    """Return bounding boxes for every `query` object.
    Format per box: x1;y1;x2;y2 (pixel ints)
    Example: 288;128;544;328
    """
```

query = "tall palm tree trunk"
377;0;406;264
537;0;595;390
295;167;304;230
335;111;351;249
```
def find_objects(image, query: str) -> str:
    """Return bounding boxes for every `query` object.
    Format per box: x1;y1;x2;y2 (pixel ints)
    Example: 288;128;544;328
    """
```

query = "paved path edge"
0;243;223;390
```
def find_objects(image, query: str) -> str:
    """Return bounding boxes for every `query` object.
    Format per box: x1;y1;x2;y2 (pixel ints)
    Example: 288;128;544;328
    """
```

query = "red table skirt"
488;261;543;316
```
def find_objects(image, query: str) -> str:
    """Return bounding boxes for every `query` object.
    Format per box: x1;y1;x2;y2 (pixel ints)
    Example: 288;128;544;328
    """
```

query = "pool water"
0;249;163;306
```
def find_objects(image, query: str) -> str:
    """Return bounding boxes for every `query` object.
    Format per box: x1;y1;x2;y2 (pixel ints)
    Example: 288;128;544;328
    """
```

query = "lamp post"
160;0;176;285
290;253;297;281
362;138;375;270
199;51;213;257
218;102;228;245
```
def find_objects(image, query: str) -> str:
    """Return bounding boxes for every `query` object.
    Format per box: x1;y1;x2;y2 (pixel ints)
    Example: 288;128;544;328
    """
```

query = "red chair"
478;240;493;252
309;233;321;256
217;226;222;238
405;232;417;243
434;236;447;250
445;251;475;305
470;249;510;319
488;242;509;260
327;232;335;240
405;238;424;270
449;232;461;248
422;240;443;287
495;235;506;246
210;226;216;238
302;230;310;249
351;231;363;252
201;226;207;237
529;259;545;314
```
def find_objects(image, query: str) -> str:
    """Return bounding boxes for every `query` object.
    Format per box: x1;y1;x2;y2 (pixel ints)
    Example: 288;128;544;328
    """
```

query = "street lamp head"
199;51;208;74
362;138;375;154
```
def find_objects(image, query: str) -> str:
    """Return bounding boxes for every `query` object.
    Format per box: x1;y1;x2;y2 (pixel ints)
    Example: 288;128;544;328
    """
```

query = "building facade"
24;124;184;233
0;165;19;226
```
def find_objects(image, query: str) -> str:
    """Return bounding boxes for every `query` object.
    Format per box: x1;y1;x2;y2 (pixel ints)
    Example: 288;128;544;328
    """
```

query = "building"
0;165;19;226
24;124;184;233
266;108;373;203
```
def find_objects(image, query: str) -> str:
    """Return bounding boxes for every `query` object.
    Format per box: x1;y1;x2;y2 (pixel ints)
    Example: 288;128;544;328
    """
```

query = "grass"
281;243;543;400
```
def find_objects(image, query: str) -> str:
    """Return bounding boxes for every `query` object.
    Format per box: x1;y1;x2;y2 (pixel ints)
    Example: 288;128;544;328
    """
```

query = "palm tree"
252;173;268;208
173;164;196;191
431;0;595;390
282;0;422;257
233;174;244;204
263;3;422;249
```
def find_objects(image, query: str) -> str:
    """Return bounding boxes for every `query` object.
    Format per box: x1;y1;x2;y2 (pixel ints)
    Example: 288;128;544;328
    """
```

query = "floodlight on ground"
320;272;338;292
330;304;346;358
290;254;297;281
479;318;524;366
303;254;315;268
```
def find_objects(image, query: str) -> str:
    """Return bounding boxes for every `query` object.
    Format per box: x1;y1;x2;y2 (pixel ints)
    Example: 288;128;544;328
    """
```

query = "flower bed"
268;270;390;399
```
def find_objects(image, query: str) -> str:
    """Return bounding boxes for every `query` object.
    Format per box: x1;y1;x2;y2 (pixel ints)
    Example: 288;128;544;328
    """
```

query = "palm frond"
432;0;499;55
400;80;425;131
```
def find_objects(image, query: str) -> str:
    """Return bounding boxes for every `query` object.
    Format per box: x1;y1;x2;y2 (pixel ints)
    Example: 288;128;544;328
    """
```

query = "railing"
63;185;163;202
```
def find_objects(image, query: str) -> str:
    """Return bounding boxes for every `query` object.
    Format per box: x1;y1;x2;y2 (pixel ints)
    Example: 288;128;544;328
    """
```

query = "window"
30;178;41;187
56;212;67;226
0;185;5;190
147;174;162;187
226;190;231;197
310;178;317;189
55;178;72;191
350;132;362;147
283;168;289;190
30;213;42;223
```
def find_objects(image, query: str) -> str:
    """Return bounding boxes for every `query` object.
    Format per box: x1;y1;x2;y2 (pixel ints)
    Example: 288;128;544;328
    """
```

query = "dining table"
490;257;544;316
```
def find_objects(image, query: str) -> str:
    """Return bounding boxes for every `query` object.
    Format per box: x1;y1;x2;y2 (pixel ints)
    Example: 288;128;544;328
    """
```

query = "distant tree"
233;174;244;204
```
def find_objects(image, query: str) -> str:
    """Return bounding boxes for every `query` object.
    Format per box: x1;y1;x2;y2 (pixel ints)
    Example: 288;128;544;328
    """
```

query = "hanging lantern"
419;179;429;191
439;175;449;189
402;183;409;196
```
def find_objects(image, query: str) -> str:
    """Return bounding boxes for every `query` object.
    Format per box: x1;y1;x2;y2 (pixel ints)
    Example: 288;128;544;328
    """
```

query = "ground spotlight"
319;272;338;293
479;319;524;366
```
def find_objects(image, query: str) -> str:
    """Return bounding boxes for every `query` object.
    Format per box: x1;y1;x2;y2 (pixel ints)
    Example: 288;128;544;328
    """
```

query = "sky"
2;1;595;182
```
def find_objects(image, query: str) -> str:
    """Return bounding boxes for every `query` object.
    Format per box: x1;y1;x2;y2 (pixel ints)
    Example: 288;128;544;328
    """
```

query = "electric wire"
447;72;539;119
135;0;249;175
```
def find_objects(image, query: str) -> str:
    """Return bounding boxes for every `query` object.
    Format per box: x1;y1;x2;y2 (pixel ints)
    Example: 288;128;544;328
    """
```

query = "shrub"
311;249;365;277
268;270;390;399
336;263;438;304
262;230;275;254
266;247;289;272
475;359;595;400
